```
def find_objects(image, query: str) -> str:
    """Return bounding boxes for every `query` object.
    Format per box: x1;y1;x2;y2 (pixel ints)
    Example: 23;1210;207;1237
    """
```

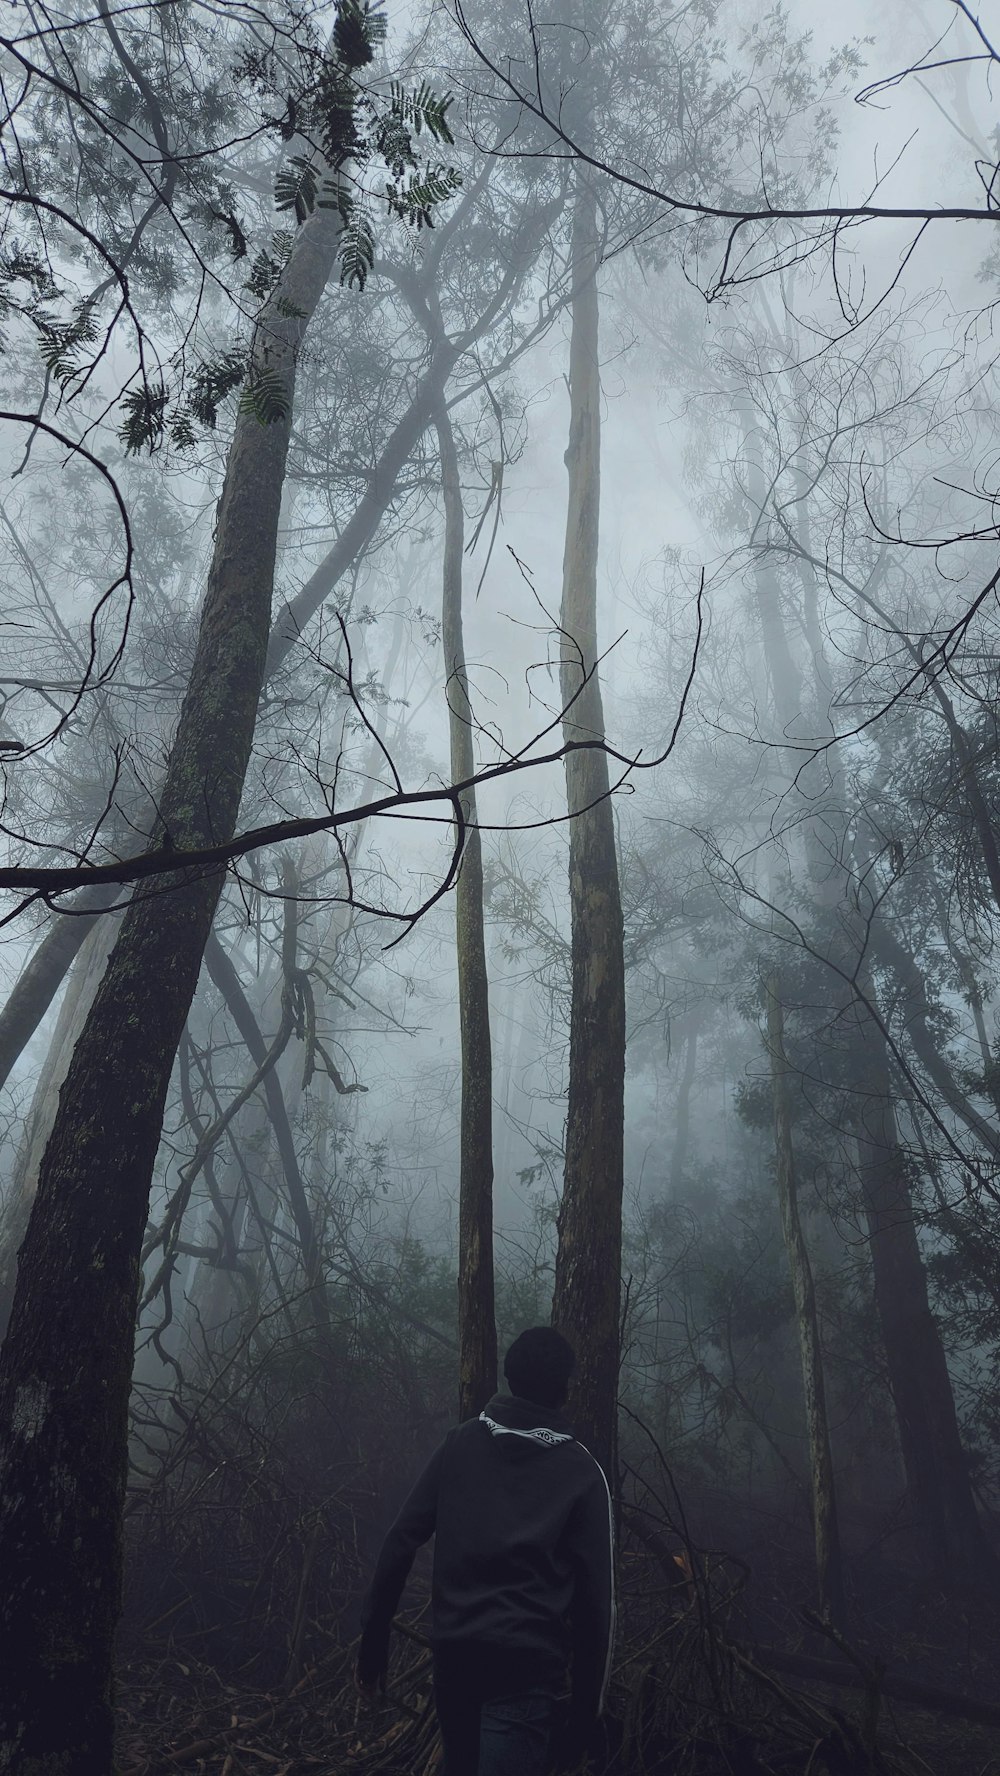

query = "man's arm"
357;1439;446;1687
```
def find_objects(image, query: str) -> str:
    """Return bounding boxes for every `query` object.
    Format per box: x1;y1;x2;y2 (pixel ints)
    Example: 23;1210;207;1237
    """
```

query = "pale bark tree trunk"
0;915;116;1337
435;405;496;1419
0;190;343;1772
668;1010;699;1194
765;971;846;1627
745;413;846;1596
551;177;626;1481
203;879;329;1335
0;884;116;1094
0;190;561;1109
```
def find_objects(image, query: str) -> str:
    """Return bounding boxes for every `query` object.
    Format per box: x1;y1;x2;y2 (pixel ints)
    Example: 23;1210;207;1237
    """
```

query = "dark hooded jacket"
357;1392;615;1715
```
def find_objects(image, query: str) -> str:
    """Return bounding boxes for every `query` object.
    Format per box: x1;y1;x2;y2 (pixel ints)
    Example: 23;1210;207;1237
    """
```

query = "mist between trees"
2;0;1000;1771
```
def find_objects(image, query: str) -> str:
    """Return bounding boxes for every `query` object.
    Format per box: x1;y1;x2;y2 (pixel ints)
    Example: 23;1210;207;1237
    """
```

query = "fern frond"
189;349;247;427
334;0;386;68
35;298;99;385
275;155;318;223
238;368;290;426
386;165;462;230
169;414;197;450
339;204;375;289
390;80;454;144
119;382;168;455
246;249;281;299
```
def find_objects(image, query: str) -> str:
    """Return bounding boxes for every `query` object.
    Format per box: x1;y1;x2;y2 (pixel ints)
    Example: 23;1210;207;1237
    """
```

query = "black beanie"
503;1326;575;1408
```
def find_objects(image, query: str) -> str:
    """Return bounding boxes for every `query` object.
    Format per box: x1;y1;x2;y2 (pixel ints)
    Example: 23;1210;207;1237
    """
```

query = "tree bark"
0;189;342;1772
435;404;496;1420
851;981;997;1579
0;191;562;1101
0;884;116;1094
203;914;328;1331
765;971;846;1628
0;916;115;1338
866;916;1000;1160
668;1010;699;1194
551;177;626;1481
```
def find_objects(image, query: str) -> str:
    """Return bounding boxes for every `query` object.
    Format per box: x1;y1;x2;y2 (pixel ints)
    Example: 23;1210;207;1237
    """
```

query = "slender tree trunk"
435;405;496;1419
668;1011;699;1194
551;177;626;1481
0;884;116;1094
765;971;846;1626
0;193;561;1100
0;192;342;1772
203;914;329;1332
0;916;116;1338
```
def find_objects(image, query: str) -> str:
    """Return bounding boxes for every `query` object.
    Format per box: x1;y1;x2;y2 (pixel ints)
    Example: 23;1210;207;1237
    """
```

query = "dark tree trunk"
0;195;341;1773
0;884;114;1094
0;191;560;1112
852;985;997;1579
435;405;496;1420
0;918;115;1338
551;177;626;1481
742;430;993;1580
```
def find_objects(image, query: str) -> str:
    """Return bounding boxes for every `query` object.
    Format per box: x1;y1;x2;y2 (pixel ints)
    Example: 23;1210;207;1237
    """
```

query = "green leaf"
374;110;417;178
238;368;290;426
246;248;281;300
275;154;318;223
386;164;462;230
338;203;375;289
312;63;359;165
35;298;99;386
169;414;197;451
334;0;386;68
189;348;247;428
211;208;248;262
119;381;169;455
389;80;454;145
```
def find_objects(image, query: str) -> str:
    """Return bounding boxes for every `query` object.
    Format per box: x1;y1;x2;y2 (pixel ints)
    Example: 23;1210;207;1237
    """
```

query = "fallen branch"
751;1646;1000;1730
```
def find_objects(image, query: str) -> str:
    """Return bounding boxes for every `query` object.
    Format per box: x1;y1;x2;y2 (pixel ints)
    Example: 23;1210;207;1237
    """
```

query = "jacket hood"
479;1391;574;1448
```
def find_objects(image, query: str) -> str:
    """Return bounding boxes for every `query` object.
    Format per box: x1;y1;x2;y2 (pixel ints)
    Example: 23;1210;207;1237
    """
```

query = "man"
356;1326;615;1775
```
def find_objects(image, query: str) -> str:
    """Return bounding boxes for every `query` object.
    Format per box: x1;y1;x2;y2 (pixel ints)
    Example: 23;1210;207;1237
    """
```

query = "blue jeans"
434;1671;555;1776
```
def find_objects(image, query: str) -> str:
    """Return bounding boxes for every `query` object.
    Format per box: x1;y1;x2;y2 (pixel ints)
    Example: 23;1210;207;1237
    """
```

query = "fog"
1;0;1000;1769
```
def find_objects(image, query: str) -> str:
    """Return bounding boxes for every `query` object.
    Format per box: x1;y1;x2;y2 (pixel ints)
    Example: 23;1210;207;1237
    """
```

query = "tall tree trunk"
0;190;561;1102
851;979;997;1579
668;1010;699;1194
866;916;1000;1160
203;911;329;1333
765;971;846;1627
551;177;626;1481
0;916;116;1337
743;438;993;1579
0;884;116;1094
0;191;342;1772
435;404;496;1420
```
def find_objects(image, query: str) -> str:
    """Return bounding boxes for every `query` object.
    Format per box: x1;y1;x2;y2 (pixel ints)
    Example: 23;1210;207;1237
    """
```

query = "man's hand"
354;1638;387;1706
551;1703;597;1772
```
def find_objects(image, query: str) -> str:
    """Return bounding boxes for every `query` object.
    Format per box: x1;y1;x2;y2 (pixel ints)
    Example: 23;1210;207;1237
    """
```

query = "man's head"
503;1326;576;1409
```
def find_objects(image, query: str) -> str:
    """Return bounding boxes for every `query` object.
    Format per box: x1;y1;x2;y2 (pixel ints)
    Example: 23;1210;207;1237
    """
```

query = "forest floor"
114;1541;1000;1776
